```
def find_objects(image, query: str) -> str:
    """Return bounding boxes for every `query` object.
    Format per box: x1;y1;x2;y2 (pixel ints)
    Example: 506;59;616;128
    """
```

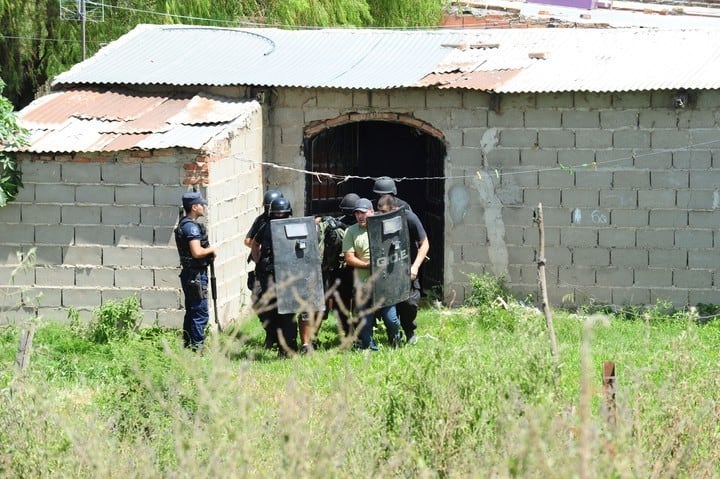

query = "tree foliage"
0;0;449;109
0;77;25;206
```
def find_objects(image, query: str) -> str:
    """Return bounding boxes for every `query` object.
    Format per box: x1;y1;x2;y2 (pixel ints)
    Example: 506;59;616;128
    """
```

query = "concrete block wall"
269;87;720;308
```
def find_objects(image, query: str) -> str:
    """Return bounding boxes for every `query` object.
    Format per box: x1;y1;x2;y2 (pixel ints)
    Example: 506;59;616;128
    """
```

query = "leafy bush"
464;272;511;309
86;294;143;344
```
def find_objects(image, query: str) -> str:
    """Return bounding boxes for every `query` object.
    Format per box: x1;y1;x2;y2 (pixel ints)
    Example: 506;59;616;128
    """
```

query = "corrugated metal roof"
16;89;258;153
52;25;720;93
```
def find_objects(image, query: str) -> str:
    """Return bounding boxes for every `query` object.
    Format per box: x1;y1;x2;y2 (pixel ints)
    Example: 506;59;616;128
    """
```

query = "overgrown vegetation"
1;282;719;477
0;78;25;206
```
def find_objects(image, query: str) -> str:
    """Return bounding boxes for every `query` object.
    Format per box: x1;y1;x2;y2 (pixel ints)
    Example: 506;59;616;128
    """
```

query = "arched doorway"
304;118;446;298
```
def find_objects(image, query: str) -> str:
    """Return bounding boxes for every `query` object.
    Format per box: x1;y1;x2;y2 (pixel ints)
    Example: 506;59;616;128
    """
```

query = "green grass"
1;305;719;478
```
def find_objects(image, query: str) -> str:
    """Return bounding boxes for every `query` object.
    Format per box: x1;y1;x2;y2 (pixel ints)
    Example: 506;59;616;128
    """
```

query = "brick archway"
304;112;445;141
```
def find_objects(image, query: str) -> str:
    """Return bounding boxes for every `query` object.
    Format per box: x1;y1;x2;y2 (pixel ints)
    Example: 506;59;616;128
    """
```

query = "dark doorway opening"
304;120;446;297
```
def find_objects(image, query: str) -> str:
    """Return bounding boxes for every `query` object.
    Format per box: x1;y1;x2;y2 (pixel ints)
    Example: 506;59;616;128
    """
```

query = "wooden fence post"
534;203;559;362
602;361;617;427
14;323;36;374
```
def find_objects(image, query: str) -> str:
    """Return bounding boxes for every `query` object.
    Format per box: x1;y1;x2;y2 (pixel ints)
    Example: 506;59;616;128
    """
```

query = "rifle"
209;259;222;333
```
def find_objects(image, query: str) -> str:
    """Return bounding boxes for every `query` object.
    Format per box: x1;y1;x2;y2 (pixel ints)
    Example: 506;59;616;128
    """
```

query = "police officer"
372;176;412;211
376;194;429;345
245;189;284;249
175;191;217;351
252;197;299;356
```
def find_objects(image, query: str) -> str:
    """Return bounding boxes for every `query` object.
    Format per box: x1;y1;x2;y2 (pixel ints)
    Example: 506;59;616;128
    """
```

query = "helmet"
339;193;360;214
263;189;284;210
372;176;397;195
269;197;292;215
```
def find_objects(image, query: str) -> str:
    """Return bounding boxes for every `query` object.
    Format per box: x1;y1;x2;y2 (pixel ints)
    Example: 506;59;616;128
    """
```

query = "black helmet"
263;189;284;210
372;176;397;195
339;193;360;214
269;197;292;215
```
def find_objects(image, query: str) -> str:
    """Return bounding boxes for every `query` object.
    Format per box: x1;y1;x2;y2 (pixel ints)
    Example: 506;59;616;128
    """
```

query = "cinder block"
316;89;354;108
35;225;74;245
679;191;716;210
62;163;101;183
595;149;634;168
689;211;720;229
598;228;635;248
650;288;690;308
537;92;573;108
575;170;612;188
673;150;711;169
116;226;154;246
62;205;101;225
75;226;114;246
600;189;637;208
544;246;572;266
500;129;537;148
542;206;573;227
538;130;574;148
601;110;639;129
674;269;712;288
156;309;183;328
575;92;612;109
115;185;154;205
142;247;178;268
638;190;676;208
678;110;716;129
651;171;688;188
561;188;600;208
62;288;102;308
25;287;62;307
303;107;340;123
596;268;633;287
688;289;720;306
63;246;102;266
488;111;524;128
506;245;535;265
576;130;612;148
427;90;462;108
690;170;720;189
75;267;115;287
572;247;610;266
115;268;155;288
539;170;575;188
0;246;22;264
610;248;648;267
635;268;672;287
562;111;600;128
675;229;712;248
649;210;687;227
21;161;61;182
486;148;520;168
688;250;720;269
141;163;182;186
141;289;180;310
613;130;650;148
36;266;74;286
154;185;185;207
636;229;674;248
558;149;596;168
651;130;690;149
638;110;677;129
101;206;140;225
27;247;60;267
635;151;671;169
0;265;34;285
610;209;647;227
102;247;141;267
558;265;596;285
101;163;141;184
0;224;34;244
560;228;598;247
140;206;177;226
524;188;561;207
35;184;75;204
649;249;687;268
76;185;114;204
525;110;561;128
0;205;20;223
612;287;651;305
612;91;651;109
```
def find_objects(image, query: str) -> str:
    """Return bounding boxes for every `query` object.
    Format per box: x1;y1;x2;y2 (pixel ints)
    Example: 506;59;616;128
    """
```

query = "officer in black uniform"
372;176;412;211
175;191;217;351
251;197;298;356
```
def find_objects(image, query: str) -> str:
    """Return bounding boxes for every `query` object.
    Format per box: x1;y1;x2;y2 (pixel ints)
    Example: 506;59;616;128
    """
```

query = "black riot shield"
367;208;411;308
270;216;326;314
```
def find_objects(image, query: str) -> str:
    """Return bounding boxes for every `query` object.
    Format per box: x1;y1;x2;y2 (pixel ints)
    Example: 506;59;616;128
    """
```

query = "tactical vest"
175;216;211;270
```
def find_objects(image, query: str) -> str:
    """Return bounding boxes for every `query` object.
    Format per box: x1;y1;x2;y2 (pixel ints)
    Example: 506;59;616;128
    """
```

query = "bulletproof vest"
175;216;211;270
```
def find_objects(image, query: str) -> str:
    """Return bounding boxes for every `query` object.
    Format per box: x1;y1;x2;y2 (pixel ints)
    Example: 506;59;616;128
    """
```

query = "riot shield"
270;216;326;314
367;208;411;308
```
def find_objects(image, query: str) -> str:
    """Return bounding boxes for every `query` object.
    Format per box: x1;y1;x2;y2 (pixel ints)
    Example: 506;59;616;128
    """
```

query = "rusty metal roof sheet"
15;89;258;153
49;25;720;94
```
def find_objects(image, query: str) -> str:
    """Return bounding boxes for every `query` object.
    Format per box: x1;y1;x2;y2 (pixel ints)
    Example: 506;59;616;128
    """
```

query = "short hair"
377;194;397;211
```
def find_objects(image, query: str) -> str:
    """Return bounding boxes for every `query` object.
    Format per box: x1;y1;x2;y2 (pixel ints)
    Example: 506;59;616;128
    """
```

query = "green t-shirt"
342;223;371;282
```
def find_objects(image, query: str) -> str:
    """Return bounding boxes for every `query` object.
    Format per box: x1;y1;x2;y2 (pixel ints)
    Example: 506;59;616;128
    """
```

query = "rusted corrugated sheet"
15;89;257;153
